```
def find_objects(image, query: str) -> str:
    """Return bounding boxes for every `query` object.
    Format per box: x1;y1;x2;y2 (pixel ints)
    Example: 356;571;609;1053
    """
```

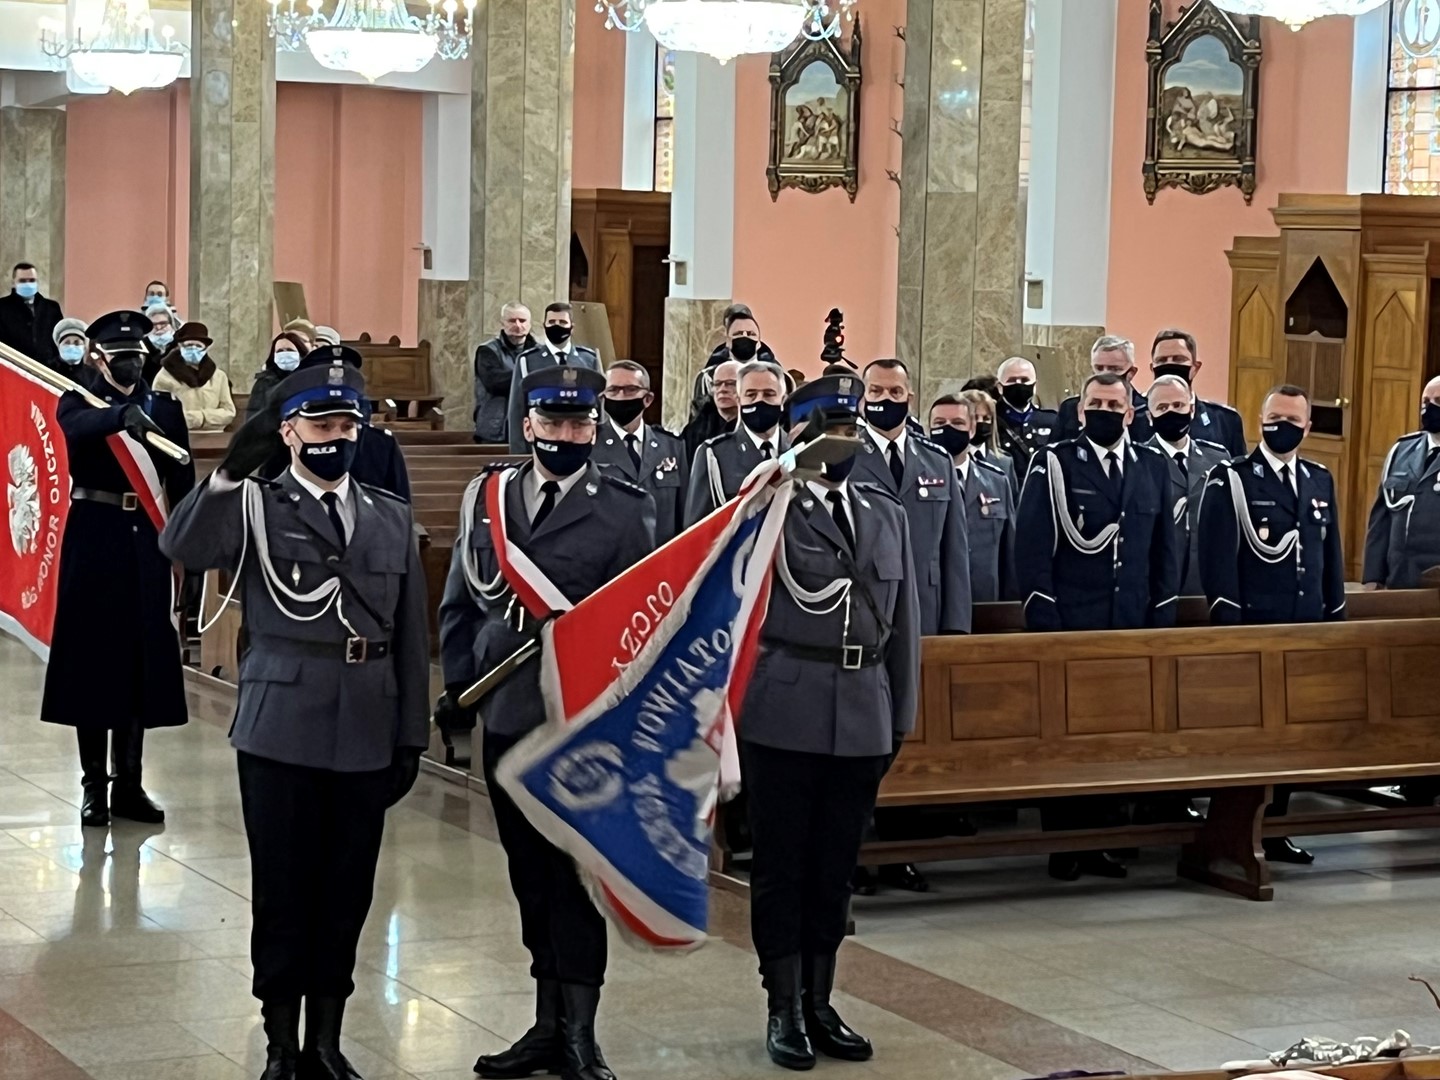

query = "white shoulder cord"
1379;439;1417;512
707;448;725;510
458;470;511;602
1227;468;1300;563
774;532;851;614
1045;449;1120;555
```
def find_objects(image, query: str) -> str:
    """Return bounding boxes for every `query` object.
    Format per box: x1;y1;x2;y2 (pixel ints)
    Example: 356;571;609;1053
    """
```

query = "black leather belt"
251;634;392;664
764;639;881;670
72;487;139;510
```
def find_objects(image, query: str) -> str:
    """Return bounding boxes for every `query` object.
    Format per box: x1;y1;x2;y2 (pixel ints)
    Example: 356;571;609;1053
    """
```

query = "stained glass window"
654;46;676;193
1385;0;1440;193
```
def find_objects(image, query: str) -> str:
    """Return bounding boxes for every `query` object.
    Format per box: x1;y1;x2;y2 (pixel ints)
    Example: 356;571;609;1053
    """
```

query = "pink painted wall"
731;9;903;376
573;10;627;189
1105;5;1354;401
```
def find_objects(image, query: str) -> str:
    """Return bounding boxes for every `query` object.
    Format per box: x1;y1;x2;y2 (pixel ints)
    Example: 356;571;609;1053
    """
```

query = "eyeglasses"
713;380;738;392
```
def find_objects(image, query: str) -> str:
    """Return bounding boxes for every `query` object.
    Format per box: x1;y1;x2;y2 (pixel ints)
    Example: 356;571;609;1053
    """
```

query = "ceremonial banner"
496;461;793;951
0;357;70;659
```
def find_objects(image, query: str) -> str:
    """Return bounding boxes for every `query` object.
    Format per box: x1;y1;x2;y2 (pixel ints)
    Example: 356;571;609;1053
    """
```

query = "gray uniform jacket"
438;461;656;737
739;482;920;758
958;457;1016;603
1364;431;1440;588
592;421;689;546
160;471;431;772
505;344;603;454
683;427;791;527
1146;435;1230;596
850;431;972;635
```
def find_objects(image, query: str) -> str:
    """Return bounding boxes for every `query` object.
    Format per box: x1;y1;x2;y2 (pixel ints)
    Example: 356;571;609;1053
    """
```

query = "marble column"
0;108;66;307
419;279;474;430
896;0;1028;407
188;0;276;373
661;298;732;431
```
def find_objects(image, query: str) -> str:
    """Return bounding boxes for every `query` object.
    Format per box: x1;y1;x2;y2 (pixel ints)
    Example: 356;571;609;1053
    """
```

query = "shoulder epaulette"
1194;437;1228;453
1396;430;1428;444
911;433;948;456
358;482;407;503
602;474;649;498
653;424;682;440
1131;441;1164;458
973;457;1006;475
1299;456;1333;475
151;389;176;401
697;431;734;452
852;480;903;505
1204;399;1241;416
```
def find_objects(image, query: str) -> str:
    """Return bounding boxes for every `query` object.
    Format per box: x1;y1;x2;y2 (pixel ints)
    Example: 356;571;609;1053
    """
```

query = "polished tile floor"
2;634;1440;1079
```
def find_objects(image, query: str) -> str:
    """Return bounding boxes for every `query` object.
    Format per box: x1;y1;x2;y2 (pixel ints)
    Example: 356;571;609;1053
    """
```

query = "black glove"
434;686;478;735
121;404;165;442
386;748;423;808
220;404;284;479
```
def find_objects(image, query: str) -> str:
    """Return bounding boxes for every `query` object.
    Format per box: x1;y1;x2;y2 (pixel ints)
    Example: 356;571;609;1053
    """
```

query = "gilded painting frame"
768;21;862;202
1144;0;1261;204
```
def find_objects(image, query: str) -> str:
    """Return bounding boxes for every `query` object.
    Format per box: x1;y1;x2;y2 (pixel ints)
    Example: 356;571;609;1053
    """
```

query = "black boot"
475;978;564;1078
802;953;871;1062
760;957;814;1071
558;984;615;1080
300;997;363;1079
110;722;164;824
260;999;301;1080
77;729;110;828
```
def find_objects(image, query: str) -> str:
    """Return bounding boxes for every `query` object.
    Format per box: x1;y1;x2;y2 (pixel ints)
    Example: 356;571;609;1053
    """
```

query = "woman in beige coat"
152;321;236;432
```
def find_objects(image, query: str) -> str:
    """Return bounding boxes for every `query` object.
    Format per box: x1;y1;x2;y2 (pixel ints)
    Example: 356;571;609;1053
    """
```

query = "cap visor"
292;401;365;419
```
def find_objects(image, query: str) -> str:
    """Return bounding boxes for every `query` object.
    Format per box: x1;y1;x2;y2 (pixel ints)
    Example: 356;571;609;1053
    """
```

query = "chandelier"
1211;0;1388;31
38;0;186;95
595;0;857;64
267;0;474;82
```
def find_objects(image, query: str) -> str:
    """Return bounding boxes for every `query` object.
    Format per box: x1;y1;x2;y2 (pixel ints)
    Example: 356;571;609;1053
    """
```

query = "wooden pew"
349;334;443;430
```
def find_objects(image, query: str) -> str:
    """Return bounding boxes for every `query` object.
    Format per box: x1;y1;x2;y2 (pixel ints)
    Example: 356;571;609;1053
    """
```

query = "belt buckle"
842;644;864;670
121;493;139;511
345;636;368;664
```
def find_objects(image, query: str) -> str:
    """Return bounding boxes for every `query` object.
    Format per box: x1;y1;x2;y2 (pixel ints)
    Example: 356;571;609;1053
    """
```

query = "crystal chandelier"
595;0;857;64
267;0;475;82
38;0;186;95
1211;0;1388;31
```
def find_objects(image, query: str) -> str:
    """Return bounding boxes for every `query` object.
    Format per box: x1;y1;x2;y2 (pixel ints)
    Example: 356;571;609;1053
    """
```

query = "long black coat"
40;383;195;731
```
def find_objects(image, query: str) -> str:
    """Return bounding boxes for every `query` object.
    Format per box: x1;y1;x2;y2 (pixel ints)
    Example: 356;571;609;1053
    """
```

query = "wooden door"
1226;241;1279;443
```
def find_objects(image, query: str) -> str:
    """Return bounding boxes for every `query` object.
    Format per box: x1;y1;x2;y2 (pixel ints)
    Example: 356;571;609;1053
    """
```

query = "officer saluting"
161;361;431;1080
593;360;688;545
439;365;654;1080
1364;375;1440;589
740;374;920;1071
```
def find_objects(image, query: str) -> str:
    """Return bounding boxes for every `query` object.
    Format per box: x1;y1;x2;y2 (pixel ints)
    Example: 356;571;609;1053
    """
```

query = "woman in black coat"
40;312;195;828
246;332;308;421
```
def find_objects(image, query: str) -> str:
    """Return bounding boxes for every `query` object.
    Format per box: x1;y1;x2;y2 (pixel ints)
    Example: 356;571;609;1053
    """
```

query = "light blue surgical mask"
274;350;300;372
145;294;166;309
180;345;205;365
14;282;38;299
58;344;85;365
150;331;173;347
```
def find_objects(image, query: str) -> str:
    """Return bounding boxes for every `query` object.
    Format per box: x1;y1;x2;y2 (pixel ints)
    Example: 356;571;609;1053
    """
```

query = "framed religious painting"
1143;0;1261;203
767;20;862;202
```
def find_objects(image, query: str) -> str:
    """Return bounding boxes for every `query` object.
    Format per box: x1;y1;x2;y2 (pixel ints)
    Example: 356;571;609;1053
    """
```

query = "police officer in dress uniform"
1198;383;1345;866
301;345;412;501
41;310;194;828
1364;375;1440;591
160;362;430;1080
592;360;688;546
994;356;1058;473
684;361;791;526
929;395;1016;603
505;302;603;455
741;374;920;1072
1150;329;1248;458
1016;372;1180;881
1051;336;1154;445
439;365;654;1080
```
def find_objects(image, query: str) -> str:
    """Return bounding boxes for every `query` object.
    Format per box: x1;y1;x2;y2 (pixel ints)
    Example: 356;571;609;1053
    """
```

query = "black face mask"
533;436;592;477
929;425;971;457
740;400;782;434
544;323;573;346
1083;409;1126;449
604;396;646;426
106;355;143;387
973;420;993;444
1152;362;1194;384
1001;382;1035;410
730;337;759;362
1423;401;1440;434
864;398;909;433
821;455;857;482
1151;409;1193;444
1261;420;1305;456
298;436;357;482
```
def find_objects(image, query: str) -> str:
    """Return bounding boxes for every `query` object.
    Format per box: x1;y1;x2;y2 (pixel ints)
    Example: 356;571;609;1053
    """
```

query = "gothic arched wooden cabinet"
1226;194;1440;579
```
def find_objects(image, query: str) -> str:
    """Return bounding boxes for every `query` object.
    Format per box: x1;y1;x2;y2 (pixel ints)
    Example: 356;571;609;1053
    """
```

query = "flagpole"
0;342;192;465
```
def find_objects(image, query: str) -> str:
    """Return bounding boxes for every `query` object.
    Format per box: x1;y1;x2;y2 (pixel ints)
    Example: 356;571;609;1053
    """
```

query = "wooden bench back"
351;334;435;400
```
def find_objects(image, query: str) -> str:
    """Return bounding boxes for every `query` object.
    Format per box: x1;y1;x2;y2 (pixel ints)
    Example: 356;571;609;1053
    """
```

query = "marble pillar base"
662;297;731;432
1024;322;1105;403
419;279;473;431
0;108;66;306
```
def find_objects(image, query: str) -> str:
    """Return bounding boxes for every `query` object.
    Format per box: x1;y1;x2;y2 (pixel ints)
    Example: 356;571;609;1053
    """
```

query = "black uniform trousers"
742;740;887;965
483;729;608;987
238;751;392;1002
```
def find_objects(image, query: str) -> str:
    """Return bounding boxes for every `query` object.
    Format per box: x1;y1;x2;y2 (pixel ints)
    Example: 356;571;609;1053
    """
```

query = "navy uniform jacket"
592;420;689;546
972;444;1019;496
1197;449;1346;625
352;424;411;501
998;406;1058;474
1015;438;1181;631
160;470;432;772
1190;398;1247;457
850;431;972;634
739;482;920;758
1364;432;1440;588
684;427;791;526
438;461;656;737
957;457;1016;603
505;344;603;454
1052;388;1154;446
1146;435;1231;596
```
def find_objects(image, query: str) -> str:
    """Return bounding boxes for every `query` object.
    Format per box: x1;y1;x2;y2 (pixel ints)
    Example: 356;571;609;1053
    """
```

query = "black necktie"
887;441;904;488
532;480;560;529
1425;445;1440;474
1105;451;1122;495
1280;463;1294;501
955;467;966;499
1173;451;1188;480
827;490;855;552
321;491;346;550
759;442;773;460
624;433;641;471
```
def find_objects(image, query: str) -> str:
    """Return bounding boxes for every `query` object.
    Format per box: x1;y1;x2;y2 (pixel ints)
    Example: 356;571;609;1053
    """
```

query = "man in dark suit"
505;302;602;453
440;365;654;1080
594;360;688;545
0;262;64;367
1150;328;1247;457
1051;336;1153;445
684;361;789;525
473;301;535;444
1144;374;1230;595
929;395;1015;603
1364;374;1440;590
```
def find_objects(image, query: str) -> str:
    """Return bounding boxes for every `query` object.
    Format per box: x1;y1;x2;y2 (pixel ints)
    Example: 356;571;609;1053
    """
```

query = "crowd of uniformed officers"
30;296;1440;1080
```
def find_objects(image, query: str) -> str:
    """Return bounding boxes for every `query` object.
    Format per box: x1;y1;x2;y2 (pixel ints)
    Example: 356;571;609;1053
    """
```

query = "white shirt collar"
866;423;905;456
806;479;850;511
610;415;644;444
290;468;352;506
1086;434;1127;466
742;423;777;453
1429;432;1440;449
529;462;588;503
546;340;572;360
1260;443;1298;487
955;455;971;483
1155;434;1190;458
